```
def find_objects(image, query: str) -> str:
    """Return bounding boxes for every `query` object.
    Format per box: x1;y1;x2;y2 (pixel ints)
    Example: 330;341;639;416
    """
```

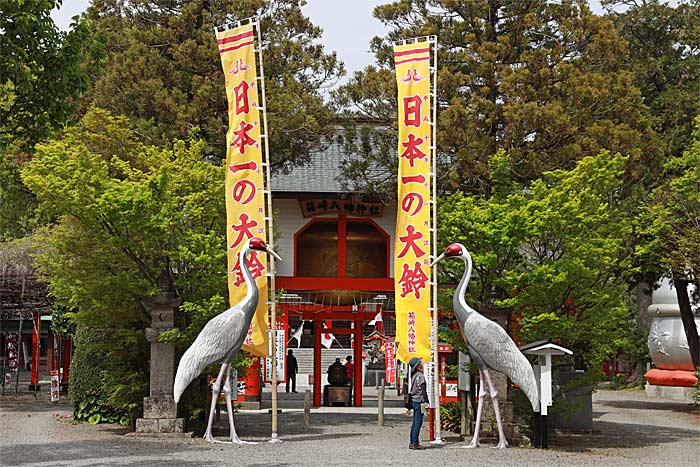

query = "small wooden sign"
299;199;384;218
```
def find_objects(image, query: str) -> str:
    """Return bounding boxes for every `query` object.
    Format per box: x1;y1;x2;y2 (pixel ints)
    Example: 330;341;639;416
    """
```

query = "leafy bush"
70;326;128;424
609;372;629;390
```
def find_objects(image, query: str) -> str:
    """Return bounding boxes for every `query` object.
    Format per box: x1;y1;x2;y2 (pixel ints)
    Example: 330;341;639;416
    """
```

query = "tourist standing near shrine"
286;349;298;393
408;358;429;450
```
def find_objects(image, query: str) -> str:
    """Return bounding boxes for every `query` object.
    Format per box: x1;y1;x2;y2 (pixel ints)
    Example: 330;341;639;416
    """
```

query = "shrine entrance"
279;302;394;407
276;213;395;407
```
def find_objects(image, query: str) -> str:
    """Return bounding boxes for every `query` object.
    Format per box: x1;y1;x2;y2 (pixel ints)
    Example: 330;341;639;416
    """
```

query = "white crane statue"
173;237;281;444
431;243;539;449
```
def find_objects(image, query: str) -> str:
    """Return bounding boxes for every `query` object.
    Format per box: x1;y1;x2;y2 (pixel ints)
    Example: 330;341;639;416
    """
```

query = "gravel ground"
1;388;698;466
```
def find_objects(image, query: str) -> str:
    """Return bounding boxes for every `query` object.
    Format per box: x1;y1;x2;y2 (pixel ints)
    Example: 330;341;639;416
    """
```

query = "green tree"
335;0;657;198
21;108;228;414
603;0;700;160
437;150;633;367
0;0;95;239
637;118;700;369
85;0;344;171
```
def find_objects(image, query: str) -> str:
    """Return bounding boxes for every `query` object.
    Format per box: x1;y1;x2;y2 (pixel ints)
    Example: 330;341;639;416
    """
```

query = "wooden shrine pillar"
313;323;322;406
29;312;40;391
353;319;362;407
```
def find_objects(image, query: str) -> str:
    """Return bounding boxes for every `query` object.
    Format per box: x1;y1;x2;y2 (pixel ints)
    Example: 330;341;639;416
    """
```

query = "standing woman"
408;357;429;450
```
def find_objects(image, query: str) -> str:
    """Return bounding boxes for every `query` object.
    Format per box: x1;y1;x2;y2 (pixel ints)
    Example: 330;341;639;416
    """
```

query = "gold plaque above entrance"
300;199;384;218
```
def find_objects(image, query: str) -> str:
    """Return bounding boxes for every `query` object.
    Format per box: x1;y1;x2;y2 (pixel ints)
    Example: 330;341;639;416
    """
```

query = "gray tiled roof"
272;141;348;194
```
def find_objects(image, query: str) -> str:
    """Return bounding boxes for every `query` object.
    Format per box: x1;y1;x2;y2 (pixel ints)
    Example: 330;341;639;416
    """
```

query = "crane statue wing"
466;314;540;412
173;305;248;403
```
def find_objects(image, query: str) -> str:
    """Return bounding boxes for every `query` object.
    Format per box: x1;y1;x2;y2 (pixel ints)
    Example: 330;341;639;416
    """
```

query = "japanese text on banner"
393;41;432;363
216;23;268;356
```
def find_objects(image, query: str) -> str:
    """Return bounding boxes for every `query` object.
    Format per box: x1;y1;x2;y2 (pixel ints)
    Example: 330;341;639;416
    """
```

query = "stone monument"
134;282;186;435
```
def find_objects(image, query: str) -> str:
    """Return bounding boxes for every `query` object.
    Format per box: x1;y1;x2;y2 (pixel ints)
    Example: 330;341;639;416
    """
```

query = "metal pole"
429;35;443;445
254;18;280;444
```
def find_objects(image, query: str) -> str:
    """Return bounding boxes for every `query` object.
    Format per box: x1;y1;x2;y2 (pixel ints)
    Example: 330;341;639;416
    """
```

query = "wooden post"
460;390;469;438
378;378;385;426
304;389;311;427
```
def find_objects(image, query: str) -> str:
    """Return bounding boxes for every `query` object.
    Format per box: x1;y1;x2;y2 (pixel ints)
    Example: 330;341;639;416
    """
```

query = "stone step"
286;348;352;373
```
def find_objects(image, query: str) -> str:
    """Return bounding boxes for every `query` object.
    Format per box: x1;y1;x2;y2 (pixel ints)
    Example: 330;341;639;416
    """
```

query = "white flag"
369;310;383;326
321;322;336;349
287;321;305;348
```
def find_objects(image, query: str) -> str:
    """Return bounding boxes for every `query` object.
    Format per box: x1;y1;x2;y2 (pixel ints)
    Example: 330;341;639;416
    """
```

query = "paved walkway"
0;387;698;466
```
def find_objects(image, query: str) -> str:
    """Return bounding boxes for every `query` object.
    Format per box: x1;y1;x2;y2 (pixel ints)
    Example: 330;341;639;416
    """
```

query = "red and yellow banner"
217;23;268;356
394;42;432;363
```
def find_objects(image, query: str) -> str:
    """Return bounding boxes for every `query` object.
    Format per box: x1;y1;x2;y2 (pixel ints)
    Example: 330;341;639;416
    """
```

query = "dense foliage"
336;0;657;198
85;0;344;171
70;325;135;425
437;150;633;368
22;108;227;415
636;118;700;367
0;0;95;239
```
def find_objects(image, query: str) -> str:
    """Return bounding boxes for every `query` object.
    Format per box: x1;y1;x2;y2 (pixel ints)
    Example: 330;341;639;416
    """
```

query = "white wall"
272;198;397;278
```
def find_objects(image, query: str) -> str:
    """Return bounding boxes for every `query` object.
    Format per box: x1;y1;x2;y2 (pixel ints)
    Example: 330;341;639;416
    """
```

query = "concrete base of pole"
429;437;446;445
269;432;282;443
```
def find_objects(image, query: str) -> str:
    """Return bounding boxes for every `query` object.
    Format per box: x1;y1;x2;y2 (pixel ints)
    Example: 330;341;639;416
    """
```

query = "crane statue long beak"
429;252;446;267
266;247;282;262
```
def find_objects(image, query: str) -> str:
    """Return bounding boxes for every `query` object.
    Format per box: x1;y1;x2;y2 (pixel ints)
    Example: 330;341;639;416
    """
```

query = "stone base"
135;417;185;434
236;401;261;410
144;396;177;419
645;383;696;402
127;431;194;439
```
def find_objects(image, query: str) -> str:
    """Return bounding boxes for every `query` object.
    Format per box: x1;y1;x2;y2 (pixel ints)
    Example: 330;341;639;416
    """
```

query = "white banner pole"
429;35;444;445
253;17;281;444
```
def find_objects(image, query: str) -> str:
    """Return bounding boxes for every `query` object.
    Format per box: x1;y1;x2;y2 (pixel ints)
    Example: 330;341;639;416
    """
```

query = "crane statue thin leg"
482;369;508;449
223;364;257;444
203;362;229;443
464;369;487;448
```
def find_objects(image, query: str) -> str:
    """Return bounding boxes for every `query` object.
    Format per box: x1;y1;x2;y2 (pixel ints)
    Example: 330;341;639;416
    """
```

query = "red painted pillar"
30;312;40;391
313;321;322;406
353;320;362;407
62;339;71;384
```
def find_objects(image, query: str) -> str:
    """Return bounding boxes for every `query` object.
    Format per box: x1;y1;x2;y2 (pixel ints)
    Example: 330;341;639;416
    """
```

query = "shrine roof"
272;140;348;194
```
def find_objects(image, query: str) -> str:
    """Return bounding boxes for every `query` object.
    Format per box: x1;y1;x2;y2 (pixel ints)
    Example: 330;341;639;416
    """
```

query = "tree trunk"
673;277;699;370
629;281;654;383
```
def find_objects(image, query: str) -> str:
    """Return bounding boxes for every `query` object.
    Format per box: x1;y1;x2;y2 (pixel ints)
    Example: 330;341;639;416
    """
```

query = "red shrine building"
271;138;399;406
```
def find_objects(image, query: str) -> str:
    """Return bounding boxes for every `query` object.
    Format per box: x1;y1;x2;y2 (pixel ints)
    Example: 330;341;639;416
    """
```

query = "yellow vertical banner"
216;23;268;356
394;42;432;363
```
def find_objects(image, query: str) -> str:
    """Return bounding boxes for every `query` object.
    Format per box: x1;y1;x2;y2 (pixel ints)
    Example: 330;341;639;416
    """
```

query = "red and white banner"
5;333;18;372
50;370;60;402
385;340;396;385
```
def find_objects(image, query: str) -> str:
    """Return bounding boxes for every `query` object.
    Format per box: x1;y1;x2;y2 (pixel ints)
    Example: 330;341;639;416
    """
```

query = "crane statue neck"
454;251;476;325
239;244;260;318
